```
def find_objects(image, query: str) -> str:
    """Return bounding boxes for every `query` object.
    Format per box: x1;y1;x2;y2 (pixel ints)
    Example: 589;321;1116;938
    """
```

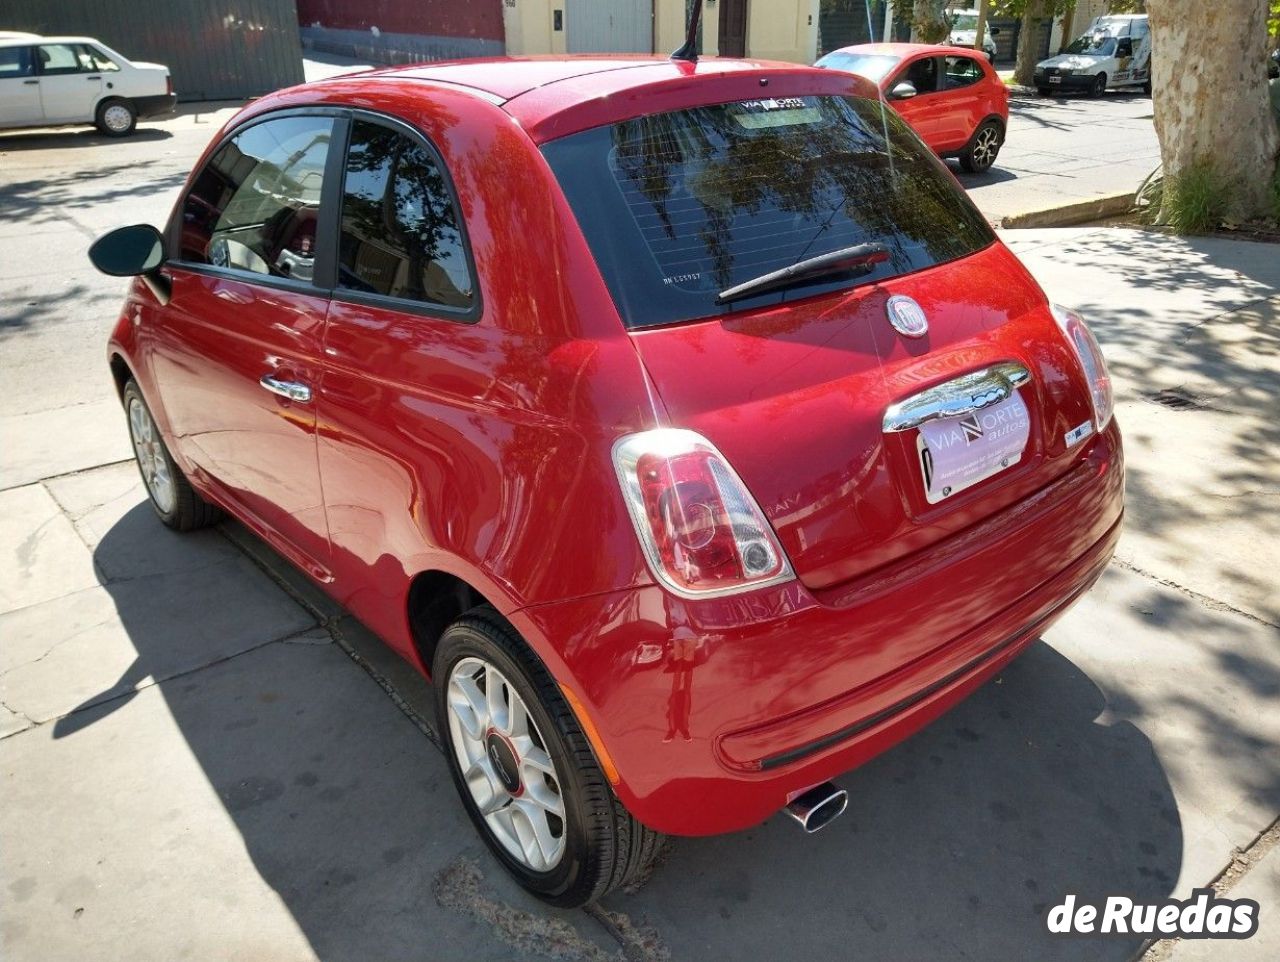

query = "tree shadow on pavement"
0;128;173;152
41;502;1185;961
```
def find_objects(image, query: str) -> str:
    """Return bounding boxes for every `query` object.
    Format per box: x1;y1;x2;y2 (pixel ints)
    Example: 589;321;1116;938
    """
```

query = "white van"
1033;14;1152;98
947;9;999;63
0;35;174;136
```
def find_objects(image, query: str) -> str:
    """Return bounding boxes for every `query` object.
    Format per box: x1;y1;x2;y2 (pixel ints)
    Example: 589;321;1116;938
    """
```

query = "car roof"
0;35;101;46
297;55;867;143
824;42;983;59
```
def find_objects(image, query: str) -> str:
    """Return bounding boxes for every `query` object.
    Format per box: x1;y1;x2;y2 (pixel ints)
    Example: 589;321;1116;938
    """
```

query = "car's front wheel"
123;380;220;530
959;120;1003;173
434;608;663;907
95;98;137;137
1088;73;1108;98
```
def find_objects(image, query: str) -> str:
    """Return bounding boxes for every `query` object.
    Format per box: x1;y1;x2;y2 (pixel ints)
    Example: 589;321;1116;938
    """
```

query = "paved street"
956;89;1162;223
1;77;1276;961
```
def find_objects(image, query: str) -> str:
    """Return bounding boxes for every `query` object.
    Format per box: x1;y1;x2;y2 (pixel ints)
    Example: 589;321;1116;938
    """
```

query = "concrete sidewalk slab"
0;403;132;490
0;484;99;613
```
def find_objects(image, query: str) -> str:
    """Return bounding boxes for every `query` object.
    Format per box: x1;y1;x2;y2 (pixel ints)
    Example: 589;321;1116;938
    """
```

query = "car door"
148;111;339;578
34;43;102;122
886;55;947;150
316;113;481;648
938;54;986;151
0;45;41;126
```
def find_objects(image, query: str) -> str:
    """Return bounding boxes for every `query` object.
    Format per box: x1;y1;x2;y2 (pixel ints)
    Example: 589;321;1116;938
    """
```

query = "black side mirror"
88;224;171;304
990;27;1001;36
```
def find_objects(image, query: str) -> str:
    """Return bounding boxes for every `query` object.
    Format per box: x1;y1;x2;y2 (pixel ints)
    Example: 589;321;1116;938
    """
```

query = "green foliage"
1139;161;1231;234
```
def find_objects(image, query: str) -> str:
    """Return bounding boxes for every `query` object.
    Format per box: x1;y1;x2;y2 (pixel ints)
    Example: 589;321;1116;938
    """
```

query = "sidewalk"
1;99;1277;959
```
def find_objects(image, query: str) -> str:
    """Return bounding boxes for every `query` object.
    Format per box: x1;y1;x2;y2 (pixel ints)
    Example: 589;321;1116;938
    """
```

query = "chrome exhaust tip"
784;782;848;834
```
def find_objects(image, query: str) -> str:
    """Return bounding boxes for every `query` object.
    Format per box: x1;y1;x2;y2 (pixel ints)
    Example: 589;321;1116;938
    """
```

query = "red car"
90;53;1121;907
817;42;1010;172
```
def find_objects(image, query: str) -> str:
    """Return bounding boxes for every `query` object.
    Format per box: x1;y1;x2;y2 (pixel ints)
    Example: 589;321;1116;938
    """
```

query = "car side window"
0;46;34;78
36;44;89;76
903;57;939;94
337;119;473;309
86;46;121;72
944;56;983;89
179;115;333;282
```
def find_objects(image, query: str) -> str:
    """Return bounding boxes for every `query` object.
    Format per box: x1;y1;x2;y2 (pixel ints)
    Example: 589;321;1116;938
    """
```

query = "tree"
911;0;952;43
993;1;1074;86
1145;0;1280;223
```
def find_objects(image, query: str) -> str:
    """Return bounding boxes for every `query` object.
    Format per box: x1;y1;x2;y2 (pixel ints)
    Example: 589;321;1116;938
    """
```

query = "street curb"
999;192;1137;229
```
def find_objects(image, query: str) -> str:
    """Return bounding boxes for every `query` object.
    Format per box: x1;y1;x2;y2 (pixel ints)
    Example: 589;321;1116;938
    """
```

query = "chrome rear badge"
886;295;929;338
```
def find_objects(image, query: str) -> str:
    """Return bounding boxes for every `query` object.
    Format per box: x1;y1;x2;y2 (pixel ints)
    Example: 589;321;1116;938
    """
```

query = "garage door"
566;0;653;54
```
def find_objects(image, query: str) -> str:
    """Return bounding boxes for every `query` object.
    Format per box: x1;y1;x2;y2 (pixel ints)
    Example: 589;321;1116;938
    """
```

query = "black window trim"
330;108;482;324
890;55;943;98
0;45;37;78
163;105;483;325
34;42;93;77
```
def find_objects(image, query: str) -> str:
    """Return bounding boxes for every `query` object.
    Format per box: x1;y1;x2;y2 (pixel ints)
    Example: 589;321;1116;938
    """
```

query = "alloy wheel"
446;656;567;872
128;397;176;514
103;104;133;133
972;126;1000;170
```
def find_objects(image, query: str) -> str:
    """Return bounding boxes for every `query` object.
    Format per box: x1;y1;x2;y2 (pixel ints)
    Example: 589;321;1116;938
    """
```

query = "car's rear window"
542;95;994;329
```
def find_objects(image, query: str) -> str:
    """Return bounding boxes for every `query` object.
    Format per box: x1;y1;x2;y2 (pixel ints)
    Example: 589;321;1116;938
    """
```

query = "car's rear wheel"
1037;86;1052;96
959;120;1003;173
1142;79;1153;95
95;99;137;137
434;607;663;907
1088;73;1108;98
123;380;220;530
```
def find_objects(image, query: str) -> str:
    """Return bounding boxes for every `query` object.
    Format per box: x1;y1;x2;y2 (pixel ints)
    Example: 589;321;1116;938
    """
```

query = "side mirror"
889;81;918;100
989;27;1001;36
88;224;171;305
89;224;165;276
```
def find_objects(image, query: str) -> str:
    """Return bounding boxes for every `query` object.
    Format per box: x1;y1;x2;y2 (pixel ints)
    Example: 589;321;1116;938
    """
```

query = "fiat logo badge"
886;295;929;338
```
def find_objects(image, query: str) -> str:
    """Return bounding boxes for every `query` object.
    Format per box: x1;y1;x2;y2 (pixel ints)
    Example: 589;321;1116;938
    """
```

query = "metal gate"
565;0;653;54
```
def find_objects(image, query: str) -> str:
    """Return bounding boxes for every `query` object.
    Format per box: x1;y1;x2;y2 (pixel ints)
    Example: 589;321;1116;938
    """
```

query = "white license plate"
1049;75;1063;83
916;393;1031;504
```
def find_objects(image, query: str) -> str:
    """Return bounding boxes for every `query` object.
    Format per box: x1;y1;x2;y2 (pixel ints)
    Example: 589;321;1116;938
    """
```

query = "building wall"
297;0;505;63
509;0;814;62
2;0;303;101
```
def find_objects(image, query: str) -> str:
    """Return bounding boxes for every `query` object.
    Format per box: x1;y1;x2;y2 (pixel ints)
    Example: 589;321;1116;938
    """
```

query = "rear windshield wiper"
715;242;890;305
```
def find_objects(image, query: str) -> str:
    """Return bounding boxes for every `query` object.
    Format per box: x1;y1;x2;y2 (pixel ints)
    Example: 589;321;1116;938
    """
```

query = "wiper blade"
715;242;890;305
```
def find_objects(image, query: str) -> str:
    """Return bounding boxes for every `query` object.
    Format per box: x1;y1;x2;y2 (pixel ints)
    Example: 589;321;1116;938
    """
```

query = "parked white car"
947;9;999;63
0;34;174;136
1033;14;1152;98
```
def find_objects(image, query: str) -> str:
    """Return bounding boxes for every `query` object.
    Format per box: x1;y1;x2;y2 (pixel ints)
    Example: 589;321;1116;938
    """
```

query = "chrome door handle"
883;361;1031;433
259;374;312;403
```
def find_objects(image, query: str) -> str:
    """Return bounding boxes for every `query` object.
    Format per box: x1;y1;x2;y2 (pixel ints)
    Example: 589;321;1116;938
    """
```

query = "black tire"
1088;73;1108;98
122;380;221;531
95;98;137;137
959;119;1003;173
434;607;663;907
1142;79;1152;95
1037;86;1053;97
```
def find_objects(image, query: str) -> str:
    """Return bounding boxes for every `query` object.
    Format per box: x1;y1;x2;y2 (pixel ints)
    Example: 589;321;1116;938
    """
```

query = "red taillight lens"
166;75;173;96
1052;304;1114;430
614;429;792;598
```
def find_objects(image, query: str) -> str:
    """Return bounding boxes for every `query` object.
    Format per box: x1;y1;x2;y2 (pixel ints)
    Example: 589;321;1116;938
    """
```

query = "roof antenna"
671;0;704;63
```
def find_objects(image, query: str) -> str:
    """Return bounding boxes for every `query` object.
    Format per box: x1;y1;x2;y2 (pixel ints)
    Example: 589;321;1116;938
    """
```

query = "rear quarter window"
542;95;994;329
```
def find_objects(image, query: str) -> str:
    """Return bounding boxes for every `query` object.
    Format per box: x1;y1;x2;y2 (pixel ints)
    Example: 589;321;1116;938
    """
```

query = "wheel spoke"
523;777;565;819
485;664;507;733
450;673;489;736
514;797;561;868
516;741;556;777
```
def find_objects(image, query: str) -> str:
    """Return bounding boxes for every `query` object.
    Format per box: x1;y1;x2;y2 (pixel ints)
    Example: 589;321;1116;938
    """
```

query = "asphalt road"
1;75;1276;962
956;87;1161;223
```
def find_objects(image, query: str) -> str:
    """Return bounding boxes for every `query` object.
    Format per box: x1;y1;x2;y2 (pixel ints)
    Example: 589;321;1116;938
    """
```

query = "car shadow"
0;127;174;150
48;502;1182;960
951;162;1019;186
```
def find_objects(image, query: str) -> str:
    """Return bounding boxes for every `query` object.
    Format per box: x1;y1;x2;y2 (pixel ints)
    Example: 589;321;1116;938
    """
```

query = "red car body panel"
827;43;1010;156
107;56;1120;837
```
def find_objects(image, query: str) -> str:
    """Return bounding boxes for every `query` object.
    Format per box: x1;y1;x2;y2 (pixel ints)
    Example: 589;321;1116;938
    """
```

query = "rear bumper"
517;421;1123;836
134;94;177;119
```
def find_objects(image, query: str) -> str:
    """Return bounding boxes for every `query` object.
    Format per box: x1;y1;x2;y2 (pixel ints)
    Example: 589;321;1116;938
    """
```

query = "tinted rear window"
542;95;994;329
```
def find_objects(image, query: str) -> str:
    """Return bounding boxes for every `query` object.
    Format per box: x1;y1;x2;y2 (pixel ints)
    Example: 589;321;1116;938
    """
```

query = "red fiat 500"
817;42;1010;172
91;54;1121;907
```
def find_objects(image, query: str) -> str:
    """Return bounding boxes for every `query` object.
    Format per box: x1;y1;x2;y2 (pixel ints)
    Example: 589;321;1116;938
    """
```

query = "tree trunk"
974;0;991;54
912;0;951;44
1147;0;1280;222
1014;1;1047;87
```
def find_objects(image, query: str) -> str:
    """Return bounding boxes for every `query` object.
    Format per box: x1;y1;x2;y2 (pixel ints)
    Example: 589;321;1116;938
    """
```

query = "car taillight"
612;429;793;598
1051;304;1114;430
166;75;173;96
